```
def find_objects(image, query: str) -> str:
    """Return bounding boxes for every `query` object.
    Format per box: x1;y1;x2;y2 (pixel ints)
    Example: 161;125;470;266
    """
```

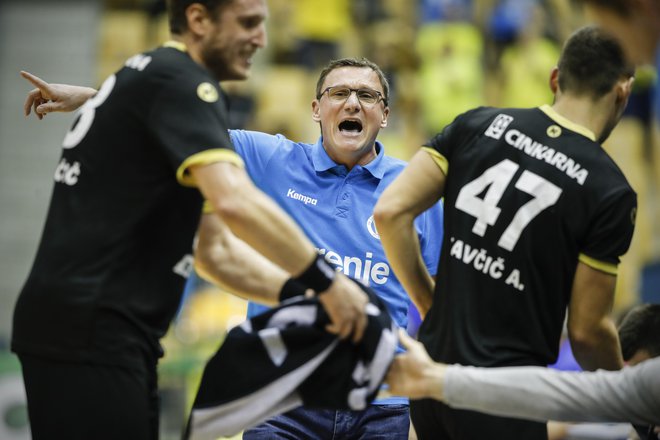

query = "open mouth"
338;119;363;134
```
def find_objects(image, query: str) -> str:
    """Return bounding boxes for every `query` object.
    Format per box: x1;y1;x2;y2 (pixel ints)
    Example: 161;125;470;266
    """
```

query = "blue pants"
243;404;410;440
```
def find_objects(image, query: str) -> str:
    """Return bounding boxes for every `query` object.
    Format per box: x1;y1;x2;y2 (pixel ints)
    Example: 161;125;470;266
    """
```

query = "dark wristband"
278;278;308;302
294;254;336;294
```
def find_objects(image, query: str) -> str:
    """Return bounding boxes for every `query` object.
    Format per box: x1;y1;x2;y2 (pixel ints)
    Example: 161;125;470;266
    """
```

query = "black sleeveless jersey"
12;43;241;370
419;105;636;367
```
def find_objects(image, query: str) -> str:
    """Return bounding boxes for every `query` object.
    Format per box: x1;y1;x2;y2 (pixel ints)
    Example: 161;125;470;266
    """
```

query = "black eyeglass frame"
317;86;388;106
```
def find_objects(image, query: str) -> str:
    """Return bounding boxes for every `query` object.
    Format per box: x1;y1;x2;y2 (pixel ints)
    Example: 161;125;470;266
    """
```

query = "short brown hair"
557;26;634;99
619;304;660;360
315;58;390;106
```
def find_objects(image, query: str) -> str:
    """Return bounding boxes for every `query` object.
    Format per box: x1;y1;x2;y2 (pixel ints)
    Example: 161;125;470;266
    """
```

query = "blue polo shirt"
231;130;443;328
220;130;444;406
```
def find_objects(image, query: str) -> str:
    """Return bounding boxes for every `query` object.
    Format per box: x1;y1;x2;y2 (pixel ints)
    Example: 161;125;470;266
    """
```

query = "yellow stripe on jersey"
177;149;245;187
163;41;187;52
539;105;596;142
422;147;448;176
578;253;618;275
202;200;214;214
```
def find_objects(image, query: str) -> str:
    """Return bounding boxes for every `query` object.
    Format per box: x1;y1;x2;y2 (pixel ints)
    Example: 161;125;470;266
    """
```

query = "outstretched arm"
441;360;660;425
386;330;660;425
21;71;96;119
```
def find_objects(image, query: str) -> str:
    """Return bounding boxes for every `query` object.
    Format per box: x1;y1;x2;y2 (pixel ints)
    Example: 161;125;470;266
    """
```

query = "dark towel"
186;281;398;440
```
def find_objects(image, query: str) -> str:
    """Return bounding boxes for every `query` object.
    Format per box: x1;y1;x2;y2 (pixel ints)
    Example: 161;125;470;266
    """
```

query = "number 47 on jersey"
455;159;562;252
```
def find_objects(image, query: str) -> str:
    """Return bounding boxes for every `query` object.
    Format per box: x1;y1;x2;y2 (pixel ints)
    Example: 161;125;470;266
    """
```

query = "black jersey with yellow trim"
12;43;240;370
419;105;636;368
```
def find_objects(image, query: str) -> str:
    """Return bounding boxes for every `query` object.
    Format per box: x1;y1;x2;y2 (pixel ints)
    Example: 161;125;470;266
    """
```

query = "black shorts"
17;353;159;440
411;399;547;440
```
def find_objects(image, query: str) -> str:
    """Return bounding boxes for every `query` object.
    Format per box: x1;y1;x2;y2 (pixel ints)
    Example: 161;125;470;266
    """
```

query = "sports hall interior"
0;0;657;439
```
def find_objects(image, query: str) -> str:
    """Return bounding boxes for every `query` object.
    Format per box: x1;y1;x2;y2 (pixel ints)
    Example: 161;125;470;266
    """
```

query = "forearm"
217;187;317;276
569;318;624;371
195;214;287;306
375;210;434;317
193;163;317;276
193;161;370;341
568;262;623;371
443;359;660;425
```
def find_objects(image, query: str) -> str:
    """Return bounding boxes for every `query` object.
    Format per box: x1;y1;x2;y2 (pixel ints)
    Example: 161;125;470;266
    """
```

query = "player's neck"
322;142;378;171
170;34;204;67
550;97;609;142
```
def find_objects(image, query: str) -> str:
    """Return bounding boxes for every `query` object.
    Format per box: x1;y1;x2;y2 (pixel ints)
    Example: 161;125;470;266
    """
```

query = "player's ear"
186;3;211;37
549;67;559;94
617;76;635;100
614;75;635;109
312;99;321;122
380;106;389;128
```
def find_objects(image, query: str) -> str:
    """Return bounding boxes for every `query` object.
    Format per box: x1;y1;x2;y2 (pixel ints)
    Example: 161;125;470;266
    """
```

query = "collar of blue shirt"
311;137;386;179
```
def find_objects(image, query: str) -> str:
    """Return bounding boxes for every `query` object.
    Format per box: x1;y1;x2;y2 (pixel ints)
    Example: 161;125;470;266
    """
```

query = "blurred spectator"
418;0;475;23
414;21;483;137
289;0;351;71
497;5;559;108
478;0;575;105
478;0;537;104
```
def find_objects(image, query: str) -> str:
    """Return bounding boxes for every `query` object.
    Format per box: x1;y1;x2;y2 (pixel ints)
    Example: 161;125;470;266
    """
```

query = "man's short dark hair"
618;304;660;360
167;0;233;35
315;58;390;106
557;26;634;99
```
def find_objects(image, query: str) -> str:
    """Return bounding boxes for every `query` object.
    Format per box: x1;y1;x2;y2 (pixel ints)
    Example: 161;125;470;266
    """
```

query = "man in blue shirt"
21;57;443;439
231;125;442;322
195;58;443;440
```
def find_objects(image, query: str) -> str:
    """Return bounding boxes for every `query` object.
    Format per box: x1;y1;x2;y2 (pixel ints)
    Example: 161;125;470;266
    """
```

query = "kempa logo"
286;188;318;206
485;114;514;140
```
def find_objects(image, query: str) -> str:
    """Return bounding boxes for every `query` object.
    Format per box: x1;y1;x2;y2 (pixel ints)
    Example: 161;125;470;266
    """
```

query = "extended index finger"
20;71;51;93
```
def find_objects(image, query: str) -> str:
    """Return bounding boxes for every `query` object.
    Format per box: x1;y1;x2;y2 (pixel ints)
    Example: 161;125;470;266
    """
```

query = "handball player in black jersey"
375;26;636;440
12;1;369;438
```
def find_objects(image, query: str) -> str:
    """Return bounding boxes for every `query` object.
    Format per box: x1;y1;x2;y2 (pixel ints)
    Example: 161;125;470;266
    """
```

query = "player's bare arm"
191;161;369;342
567;261;623;371
21;71;96;119
195;212;290;306
374;149;443;317
195;214;375;336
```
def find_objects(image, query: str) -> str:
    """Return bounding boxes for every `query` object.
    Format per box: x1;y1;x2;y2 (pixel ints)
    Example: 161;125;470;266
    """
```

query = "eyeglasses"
318;86;387;106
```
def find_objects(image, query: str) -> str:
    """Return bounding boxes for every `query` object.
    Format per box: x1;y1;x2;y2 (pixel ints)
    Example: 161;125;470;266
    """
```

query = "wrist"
294;254;335;294
428;363;447;401
278;278;308;302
